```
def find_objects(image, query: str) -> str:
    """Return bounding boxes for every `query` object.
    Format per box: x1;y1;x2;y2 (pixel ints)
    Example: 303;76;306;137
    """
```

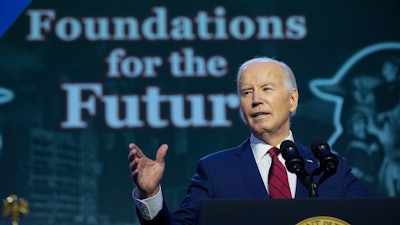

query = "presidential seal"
296;216;350;225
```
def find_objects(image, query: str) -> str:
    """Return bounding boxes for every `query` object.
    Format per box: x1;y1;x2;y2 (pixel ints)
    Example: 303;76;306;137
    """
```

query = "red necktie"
268;147;292;198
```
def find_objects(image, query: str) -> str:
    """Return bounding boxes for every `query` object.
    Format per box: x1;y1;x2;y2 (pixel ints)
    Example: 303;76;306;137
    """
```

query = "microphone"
311;139;338;174
280;140;305;174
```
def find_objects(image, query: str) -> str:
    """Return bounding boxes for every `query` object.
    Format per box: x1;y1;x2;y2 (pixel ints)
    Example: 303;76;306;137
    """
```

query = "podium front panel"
199;198;399;225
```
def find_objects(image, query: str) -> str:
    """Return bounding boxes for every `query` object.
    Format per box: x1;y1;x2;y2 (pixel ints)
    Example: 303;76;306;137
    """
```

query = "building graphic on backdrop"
27;129;101;225
310;42;400;197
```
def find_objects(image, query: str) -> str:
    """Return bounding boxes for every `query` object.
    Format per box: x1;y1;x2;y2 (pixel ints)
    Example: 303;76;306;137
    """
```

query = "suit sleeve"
339;156;374;197
136;158;211;225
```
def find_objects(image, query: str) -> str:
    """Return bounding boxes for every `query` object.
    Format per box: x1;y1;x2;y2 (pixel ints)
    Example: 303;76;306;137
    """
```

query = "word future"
61;84;240;129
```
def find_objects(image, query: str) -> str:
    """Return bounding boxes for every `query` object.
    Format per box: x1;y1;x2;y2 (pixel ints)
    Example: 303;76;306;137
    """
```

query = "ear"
289;89;299;113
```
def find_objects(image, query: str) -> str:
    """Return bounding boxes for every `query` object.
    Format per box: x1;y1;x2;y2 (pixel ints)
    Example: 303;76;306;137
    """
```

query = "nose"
251;90;262;107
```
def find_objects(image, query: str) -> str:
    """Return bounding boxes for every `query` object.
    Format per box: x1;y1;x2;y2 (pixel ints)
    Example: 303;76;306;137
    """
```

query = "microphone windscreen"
280;140;298;157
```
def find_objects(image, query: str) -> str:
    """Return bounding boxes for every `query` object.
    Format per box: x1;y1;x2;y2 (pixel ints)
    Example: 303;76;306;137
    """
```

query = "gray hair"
236;57;297;94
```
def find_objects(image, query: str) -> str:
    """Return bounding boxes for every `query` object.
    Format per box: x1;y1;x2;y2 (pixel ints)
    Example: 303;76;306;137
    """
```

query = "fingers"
129;143;144;158
128;143;168;164
128;144;141;179
156;144;168;163
129;160;139;182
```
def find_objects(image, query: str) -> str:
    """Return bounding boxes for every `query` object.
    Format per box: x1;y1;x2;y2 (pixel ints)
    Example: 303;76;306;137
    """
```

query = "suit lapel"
233;139;269;198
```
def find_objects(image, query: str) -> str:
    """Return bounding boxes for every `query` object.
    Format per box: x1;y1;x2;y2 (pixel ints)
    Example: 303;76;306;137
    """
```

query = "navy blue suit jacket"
138;138;372;225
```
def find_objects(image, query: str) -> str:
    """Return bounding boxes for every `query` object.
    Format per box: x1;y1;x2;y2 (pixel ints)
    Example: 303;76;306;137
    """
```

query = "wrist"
136;186;160;199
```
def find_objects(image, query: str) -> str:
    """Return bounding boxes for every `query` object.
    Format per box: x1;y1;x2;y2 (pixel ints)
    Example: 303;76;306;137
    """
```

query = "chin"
251;125;271;135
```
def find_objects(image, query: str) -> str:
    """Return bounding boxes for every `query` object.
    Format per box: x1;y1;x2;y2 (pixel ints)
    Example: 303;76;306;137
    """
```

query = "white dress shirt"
250;131;297;198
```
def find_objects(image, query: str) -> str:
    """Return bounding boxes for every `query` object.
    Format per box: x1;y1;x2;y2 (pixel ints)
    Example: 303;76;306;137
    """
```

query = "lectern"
199;198;399;225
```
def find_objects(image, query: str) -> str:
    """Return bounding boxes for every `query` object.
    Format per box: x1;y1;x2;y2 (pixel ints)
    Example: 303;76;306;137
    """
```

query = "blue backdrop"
0;0;399;224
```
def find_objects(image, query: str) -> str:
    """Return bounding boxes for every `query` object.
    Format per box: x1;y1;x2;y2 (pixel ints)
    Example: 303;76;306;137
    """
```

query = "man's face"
239;62;298;139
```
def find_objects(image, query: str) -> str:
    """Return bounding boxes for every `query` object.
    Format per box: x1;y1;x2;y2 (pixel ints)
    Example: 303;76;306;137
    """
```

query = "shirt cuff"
132;186;163;220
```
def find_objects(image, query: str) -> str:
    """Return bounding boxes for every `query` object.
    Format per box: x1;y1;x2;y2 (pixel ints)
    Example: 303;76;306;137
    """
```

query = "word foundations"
26;6;307;41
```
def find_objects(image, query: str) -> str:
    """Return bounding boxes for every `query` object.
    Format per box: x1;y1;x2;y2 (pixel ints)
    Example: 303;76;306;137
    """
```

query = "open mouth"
251;112;268;117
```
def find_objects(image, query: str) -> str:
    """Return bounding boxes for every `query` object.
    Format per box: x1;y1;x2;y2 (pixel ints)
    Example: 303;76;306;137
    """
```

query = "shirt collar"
250;131;294;161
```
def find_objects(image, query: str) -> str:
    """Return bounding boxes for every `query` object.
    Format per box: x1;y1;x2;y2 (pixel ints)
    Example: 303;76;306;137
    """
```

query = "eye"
263;87;272;92
241;89;252;96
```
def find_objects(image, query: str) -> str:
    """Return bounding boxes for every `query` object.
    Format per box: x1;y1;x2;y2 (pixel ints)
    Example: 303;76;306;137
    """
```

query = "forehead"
239;62;285;84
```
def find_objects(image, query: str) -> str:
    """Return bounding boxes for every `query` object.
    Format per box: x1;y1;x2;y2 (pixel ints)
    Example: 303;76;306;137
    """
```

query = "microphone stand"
294;166;337;198
280;139;337;198
305;167;337;198
295;170;319;198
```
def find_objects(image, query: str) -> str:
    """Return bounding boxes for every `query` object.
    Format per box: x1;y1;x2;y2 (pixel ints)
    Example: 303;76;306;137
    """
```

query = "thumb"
156;144;168;163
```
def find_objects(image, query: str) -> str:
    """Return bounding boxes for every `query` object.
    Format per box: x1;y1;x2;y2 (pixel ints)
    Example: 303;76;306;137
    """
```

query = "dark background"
0;0;399;224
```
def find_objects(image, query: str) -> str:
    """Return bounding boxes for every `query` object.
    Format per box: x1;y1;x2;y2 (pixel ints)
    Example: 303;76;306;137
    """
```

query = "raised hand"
128;143;169;199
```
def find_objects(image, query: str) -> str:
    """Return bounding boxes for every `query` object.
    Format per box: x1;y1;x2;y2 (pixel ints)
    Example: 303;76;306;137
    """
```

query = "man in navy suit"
128;57;372;225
